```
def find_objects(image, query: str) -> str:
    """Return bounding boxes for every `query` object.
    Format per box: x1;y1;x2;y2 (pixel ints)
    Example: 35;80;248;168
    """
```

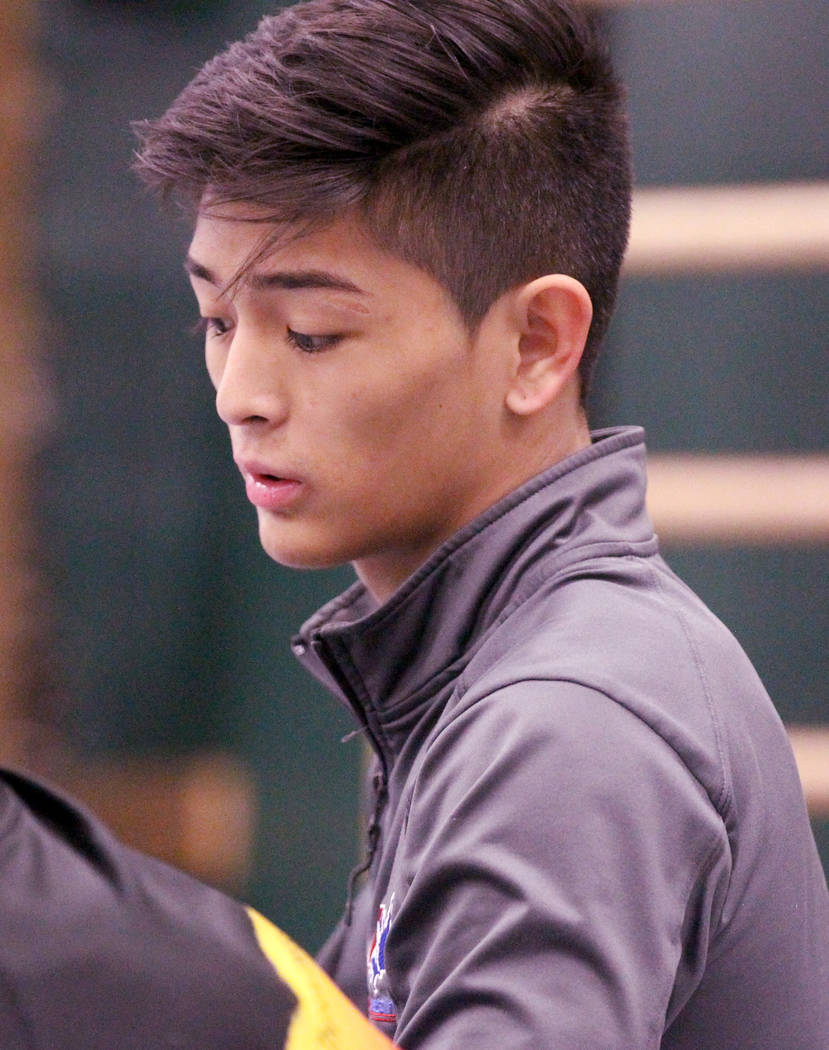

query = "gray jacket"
294;426;829;1049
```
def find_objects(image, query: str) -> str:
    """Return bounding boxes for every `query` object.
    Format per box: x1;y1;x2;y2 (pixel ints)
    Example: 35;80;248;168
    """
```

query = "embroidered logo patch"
367;893;397;1025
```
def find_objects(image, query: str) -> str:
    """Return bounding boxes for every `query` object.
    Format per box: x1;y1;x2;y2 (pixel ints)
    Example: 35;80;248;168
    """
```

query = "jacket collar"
292;426;657;761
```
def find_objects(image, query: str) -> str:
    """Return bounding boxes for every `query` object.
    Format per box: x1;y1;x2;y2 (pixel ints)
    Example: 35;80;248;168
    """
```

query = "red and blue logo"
367;893;397;1025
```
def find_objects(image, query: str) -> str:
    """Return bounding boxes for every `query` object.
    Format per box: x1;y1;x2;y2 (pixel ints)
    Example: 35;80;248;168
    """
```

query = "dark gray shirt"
0;770;295;1048
297;427;829;1049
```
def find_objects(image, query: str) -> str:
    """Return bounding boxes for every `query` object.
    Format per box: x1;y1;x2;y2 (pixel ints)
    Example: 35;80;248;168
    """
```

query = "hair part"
134;0;632;396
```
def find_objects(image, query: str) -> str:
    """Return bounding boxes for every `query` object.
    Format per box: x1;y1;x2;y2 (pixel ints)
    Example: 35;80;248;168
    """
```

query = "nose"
211;325;288;428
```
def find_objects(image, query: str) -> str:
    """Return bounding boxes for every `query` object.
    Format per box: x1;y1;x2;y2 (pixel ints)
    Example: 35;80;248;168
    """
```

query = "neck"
354;407;592;605
509;397;591;486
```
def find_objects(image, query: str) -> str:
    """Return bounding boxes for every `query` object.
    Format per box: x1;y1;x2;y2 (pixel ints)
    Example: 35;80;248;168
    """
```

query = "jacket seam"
439;674;730;836
645;561;732;815
408;675;730;967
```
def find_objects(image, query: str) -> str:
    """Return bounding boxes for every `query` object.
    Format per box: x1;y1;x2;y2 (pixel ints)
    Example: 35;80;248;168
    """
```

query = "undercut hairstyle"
134;0;632;396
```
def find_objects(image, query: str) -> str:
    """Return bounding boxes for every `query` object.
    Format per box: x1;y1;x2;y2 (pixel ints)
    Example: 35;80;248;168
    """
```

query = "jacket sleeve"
384;680;732;1050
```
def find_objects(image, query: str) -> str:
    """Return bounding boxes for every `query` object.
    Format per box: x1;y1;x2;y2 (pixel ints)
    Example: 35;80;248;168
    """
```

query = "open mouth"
242;469;302;510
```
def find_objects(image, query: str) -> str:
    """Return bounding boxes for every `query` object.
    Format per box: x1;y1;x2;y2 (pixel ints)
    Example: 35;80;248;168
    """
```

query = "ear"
505;275;593;416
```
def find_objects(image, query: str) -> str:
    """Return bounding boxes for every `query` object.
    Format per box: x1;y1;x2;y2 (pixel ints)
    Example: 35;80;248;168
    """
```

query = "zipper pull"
344;771;388;926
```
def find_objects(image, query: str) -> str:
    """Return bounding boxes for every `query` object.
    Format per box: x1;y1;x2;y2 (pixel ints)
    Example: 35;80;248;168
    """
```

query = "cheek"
354;340;471;423
204;343;226;390
336;374;454;460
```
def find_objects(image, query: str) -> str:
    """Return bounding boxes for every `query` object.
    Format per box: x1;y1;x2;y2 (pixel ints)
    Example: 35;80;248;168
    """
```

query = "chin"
257;520;353;572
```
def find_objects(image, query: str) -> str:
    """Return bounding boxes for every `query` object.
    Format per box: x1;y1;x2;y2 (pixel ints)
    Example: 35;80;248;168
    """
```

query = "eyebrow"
184;255;366;296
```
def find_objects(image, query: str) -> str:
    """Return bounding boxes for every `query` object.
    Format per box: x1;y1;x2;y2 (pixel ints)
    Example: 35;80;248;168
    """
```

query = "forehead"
186;204;463;321
188;206;380;287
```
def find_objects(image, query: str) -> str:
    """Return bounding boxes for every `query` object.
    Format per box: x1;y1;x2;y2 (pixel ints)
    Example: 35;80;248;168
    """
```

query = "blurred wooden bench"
64;751;257;891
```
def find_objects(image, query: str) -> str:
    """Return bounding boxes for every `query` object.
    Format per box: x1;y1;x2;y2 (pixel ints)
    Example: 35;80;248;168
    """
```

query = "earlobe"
505;275;593;416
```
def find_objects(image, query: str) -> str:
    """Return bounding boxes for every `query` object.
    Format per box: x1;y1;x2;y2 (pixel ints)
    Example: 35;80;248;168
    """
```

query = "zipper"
344;768;388;925
309;632;387;773
309;631;389;924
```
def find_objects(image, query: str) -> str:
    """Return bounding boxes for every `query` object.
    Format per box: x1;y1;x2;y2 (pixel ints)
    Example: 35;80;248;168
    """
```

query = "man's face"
187;207;516;601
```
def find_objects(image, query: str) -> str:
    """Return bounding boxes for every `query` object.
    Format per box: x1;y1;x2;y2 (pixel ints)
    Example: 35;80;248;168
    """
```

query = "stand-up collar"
292;427;658;761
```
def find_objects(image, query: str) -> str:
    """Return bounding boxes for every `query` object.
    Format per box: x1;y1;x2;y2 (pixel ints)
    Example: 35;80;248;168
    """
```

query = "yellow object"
246;907;393;1049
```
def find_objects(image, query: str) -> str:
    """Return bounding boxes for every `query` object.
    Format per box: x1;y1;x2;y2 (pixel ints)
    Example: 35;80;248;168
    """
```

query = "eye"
286;328;341;354
193;316;233;338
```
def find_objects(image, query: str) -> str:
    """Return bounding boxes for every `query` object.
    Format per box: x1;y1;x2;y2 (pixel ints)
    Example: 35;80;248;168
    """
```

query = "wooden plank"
789;726;829;818
65;752;257;891
646;454;829;545
0;0;48;764
626;182;829;274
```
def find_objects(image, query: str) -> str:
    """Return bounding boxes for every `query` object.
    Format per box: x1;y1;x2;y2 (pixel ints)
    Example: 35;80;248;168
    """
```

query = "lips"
236;459;303;512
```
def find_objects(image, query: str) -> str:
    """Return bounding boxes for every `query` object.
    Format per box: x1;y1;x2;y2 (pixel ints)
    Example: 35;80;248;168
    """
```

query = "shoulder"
409;679;729;888
448;554;785;817
0;769;294;1048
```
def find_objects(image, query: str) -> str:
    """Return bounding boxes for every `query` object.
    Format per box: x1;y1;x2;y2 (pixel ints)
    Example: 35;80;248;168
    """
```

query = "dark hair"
134;0;631;395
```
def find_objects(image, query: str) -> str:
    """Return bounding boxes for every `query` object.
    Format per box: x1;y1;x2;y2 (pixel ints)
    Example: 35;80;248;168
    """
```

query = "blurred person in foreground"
133;1;829;1047
0;766;391;1047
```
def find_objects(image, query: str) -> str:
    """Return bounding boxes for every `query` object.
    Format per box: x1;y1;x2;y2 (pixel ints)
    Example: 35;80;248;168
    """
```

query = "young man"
134;1;829;1047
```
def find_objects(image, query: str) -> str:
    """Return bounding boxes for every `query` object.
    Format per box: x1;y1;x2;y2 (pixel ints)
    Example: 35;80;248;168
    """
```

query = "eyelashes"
192;316;231;338
192;316;342;354
285;328;342;353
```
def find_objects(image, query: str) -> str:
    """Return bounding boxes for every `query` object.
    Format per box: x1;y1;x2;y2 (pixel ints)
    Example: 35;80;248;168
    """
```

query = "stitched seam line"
646;562;731;814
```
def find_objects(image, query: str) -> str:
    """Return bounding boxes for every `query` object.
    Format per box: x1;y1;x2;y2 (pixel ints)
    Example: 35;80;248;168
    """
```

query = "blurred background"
0;0;826;953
